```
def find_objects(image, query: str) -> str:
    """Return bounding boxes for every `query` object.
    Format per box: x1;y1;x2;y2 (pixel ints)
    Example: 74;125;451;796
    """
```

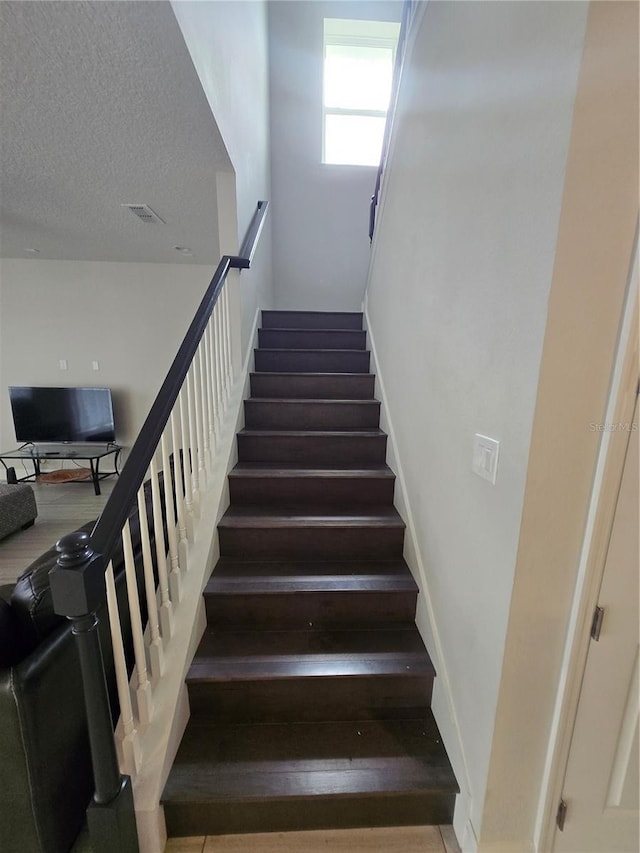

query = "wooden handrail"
369;1;413;242
91;200;268;560
49;199;268;853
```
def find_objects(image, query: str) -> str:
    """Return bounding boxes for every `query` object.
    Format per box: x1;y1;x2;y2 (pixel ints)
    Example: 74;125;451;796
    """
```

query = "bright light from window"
325;114;387;167
324;45;394;112
323;19;400;167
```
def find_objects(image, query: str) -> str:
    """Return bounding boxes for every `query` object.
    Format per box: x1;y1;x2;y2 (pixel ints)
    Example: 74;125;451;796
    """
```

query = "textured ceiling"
0;0;231;264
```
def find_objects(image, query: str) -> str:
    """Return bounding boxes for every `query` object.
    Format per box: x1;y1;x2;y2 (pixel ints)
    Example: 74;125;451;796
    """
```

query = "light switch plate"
472;433;500;484
59;358;67;371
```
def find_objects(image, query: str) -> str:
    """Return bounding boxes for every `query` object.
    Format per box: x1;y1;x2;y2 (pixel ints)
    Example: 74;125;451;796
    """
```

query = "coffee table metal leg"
90;460;101;496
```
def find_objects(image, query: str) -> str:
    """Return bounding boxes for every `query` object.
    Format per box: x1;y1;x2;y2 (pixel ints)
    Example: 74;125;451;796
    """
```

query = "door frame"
535;225;639;851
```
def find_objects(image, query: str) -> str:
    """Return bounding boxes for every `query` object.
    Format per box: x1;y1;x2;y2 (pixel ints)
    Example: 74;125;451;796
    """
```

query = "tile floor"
165;826;461;853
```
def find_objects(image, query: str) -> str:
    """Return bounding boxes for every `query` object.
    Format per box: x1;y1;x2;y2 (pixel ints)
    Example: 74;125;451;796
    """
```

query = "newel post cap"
56;530;94;565
50;531;107;618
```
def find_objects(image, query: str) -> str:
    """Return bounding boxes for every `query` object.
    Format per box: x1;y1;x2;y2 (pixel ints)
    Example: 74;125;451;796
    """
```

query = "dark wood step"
205;558;417;627
244;399;380;431
258;328;367;351
262;310;363;330
218;507;405;559
162;714;457;836
250;372;375;400
186;626;434;723
211;557;413;578
254;349;370;374
228;464;395;507
237;430;387;465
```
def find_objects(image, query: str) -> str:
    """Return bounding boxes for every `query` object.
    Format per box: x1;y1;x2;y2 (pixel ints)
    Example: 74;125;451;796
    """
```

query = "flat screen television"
9;386;116;444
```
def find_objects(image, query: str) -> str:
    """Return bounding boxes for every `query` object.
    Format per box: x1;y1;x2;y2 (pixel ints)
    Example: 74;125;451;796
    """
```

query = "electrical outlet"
59;359;67;371
92;360;100;371
472;434;500;484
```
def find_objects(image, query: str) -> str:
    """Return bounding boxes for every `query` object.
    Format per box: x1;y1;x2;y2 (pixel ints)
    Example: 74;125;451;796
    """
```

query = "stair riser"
255;350;370;374
258;329;367;350
187;675;433;724
164;791;455;837
238;434;387;465
228;475;394;507
244;401;380;431
262;311;363;330
218;526;405;559
205;590;418;628
250;373;375;400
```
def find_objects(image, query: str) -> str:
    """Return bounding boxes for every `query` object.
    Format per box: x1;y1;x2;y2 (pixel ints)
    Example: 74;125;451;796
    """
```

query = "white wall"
268;0;402;311
0;259;215;451
364;0;588;843
170;0;273;355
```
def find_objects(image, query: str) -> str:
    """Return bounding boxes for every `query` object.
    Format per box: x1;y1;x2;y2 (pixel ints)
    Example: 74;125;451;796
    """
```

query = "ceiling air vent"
121;204;165;225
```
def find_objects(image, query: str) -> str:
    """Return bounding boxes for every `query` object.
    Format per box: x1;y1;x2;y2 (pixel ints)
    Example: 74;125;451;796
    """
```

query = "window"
323;18;401;167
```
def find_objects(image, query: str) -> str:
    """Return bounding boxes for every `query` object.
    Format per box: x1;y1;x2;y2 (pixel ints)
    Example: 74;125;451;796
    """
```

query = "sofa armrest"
0;622;93;853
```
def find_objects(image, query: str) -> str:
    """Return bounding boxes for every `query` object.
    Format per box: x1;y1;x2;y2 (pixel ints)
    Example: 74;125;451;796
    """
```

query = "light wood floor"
0;477;116;585
165;826;461;853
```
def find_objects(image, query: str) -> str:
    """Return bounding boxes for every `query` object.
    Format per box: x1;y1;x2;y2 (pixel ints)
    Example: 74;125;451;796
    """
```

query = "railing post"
50;531;139;853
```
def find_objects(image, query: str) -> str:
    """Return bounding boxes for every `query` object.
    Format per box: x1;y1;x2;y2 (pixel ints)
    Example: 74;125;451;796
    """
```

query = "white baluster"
223;282;234;387
200;337;214;469
150;458;175;638
193;349;207;488
214;301;225;418
207;320;221;440
171;407;189;569
161;431;181;603
205;320;217;454
221;283;231;403
121;520;153;726
136;485;164;681
186;368;201;515
179;384;196;530
105;561;141;776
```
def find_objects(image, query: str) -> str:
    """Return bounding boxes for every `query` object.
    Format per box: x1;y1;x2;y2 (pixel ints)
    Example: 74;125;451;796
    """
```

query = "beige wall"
481;2;639;848
363;0;590;846
268;0;402;311
171;1;274;354
0;259;214;450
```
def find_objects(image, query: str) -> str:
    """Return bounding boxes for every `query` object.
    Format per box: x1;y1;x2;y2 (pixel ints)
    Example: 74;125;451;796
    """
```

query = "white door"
554;397;639;852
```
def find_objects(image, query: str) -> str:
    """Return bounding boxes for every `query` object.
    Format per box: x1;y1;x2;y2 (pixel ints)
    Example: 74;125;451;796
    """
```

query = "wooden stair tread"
164;308;458;836
261;311;364;331
189;655;431;682
210;558;412;578
219;506;405;528
191;626;430;663
207;574;417;594
246;398;379;404
238;429;385;437
250;372;375;378
229;464;394;477
258;327;366;332
163;716;457;802
255;347;369;354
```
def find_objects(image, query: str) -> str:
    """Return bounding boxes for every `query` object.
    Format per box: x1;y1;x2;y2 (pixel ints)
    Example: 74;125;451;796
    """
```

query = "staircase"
162;310;458;837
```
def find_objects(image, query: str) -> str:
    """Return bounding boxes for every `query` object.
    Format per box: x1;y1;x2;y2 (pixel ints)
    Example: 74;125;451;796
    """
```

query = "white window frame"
322;19;401;166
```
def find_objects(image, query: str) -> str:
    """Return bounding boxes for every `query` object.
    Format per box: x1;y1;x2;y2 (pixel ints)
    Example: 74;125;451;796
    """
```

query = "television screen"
9;386;116;443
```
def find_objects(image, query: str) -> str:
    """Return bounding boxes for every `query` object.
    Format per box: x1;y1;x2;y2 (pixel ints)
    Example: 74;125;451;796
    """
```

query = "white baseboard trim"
363;306;476;852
